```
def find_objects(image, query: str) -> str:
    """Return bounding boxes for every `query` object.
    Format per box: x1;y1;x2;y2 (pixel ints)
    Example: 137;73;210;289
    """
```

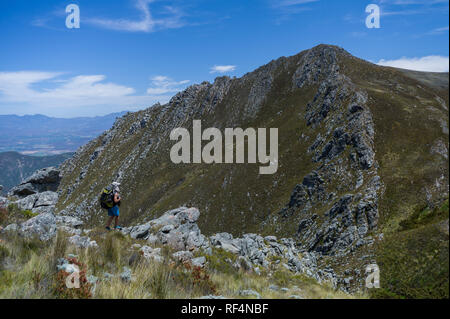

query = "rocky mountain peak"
46;45;448;293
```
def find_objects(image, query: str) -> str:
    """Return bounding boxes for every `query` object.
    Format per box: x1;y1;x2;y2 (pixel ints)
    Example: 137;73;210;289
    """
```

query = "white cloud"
0;71;182;116
209;65;236;74
377;56;449;72
86;0;185;32
146;76;189;95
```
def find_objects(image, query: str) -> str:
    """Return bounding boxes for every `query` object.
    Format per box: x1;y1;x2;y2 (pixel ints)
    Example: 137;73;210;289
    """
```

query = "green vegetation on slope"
371;200;449;299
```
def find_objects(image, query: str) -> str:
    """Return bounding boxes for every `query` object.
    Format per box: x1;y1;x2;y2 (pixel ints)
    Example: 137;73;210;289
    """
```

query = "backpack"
100;185;115;209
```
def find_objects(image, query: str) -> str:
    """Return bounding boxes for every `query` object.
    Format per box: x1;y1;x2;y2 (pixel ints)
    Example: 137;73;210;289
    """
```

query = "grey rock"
9;183;36;197
172;250;193;263
9;167;61;198
140;246;162;262
56;258;79;273
58;226;82;236
199;295;226;299
103;272;114;282
238;289;261;299
16;194;38;211
55;215;84;228
264;236;277;242
220;242;240;254
34;191;58;207
3;223;18;232
152;207;209;251
120;267;132;283
32;206;55;215
19;212;57;241
128;223;151;239
68;235;98;248
191;256;207;268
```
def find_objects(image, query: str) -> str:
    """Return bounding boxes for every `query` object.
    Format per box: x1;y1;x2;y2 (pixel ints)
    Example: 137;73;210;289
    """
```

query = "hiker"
100;182;122;231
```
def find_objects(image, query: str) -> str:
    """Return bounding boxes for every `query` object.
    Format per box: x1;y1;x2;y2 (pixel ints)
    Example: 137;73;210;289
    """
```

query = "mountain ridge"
54;44;448;295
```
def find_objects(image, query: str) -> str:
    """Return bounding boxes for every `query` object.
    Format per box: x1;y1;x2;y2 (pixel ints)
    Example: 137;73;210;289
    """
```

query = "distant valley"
0;151;73;193
0;112;126;155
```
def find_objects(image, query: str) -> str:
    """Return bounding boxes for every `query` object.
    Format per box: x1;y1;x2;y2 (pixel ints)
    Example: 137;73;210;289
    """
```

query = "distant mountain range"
0;151;74;193
0;112;127;155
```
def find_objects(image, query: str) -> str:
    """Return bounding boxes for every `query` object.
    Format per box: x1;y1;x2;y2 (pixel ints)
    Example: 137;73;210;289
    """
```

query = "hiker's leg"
106;216;114;227
114;216;119;227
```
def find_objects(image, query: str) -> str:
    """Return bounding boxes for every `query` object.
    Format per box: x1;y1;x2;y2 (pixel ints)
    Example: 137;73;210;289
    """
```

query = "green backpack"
99;185;114;209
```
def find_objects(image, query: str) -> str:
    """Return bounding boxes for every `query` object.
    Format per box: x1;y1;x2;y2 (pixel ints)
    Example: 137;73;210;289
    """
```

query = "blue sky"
0;0;448;117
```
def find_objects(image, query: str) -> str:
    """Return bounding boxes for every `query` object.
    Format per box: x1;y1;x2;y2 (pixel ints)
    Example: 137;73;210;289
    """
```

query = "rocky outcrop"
9;167;61;198
122;207;210;252
123;207;337;285
3;211;84;242
17;212;57;241
5;167;62;217
15;191;59;215
279;55;382;257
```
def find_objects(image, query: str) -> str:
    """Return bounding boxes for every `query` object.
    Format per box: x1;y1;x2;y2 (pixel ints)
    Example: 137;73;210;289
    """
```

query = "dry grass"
0;229;357;299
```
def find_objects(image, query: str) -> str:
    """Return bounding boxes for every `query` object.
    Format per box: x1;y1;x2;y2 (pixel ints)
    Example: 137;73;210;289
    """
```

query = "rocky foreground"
0;166;364;295
1;202;343;290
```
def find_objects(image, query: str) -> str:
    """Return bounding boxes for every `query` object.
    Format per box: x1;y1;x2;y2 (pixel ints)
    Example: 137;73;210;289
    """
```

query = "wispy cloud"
429;25;449;34
377;55;449;72
146;75;189;94
274;0;319;7
270;0;318;23
85;0;186;32
0;71;184;115
209;65;236;74
378;0;449;16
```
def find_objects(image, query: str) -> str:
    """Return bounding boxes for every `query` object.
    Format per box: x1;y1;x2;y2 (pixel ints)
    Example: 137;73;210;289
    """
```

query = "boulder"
9;167;61;198
19;212;57;241
10;183;36;197
140;245;162;262
191;256;207;268
238;289;261;299
124;207;210;252
16;194;38;211
120;267;132;283
68;235;98;248
34;191;59;207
